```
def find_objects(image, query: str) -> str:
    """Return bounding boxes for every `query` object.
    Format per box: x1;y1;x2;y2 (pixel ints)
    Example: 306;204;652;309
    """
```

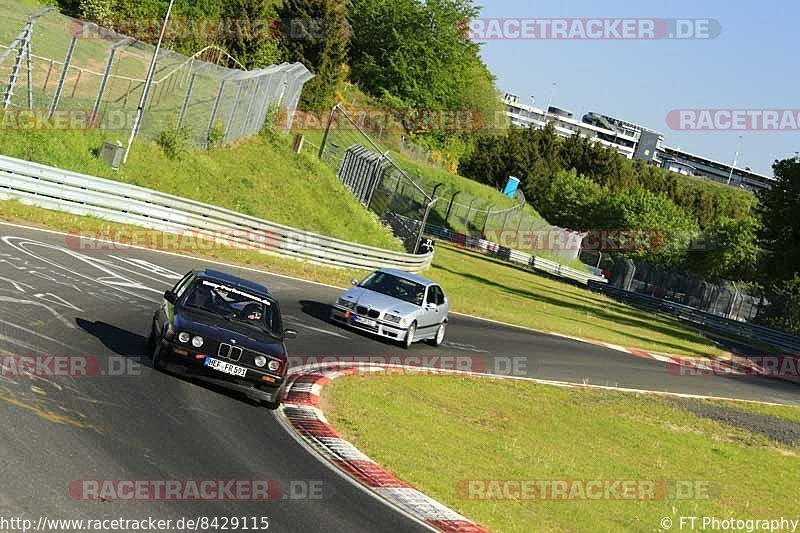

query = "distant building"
502;92;776;191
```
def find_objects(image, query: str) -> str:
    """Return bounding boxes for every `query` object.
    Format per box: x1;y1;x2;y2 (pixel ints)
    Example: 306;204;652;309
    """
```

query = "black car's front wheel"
149;325;166;371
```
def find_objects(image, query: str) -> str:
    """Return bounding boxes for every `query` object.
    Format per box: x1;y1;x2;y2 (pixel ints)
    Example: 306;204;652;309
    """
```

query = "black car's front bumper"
158;341;286;403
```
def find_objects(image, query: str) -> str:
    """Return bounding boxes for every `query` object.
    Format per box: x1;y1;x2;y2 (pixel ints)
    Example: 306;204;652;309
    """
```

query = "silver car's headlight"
337;297;355;309
383;314;402;324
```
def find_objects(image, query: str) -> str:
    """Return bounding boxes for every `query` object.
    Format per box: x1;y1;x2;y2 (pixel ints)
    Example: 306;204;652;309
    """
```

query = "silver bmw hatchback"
330;268;449;348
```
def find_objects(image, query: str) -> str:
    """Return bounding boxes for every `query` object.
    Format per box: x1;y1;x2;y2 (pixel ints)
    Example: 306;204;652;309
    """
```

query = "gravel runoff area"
672;399;800;446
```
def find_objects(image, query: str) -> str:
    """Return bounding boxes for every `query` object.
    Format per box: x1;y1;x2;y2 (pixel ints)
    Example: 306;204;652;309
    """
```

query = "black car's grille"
356;305;368;315
217;343;243;361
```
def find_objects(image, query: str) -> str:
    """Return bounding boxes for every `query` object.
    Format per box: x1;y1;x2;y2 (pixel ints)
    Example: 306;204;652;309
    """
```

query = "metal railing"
382;214;606;285
590;282;800;355
0;155;433;273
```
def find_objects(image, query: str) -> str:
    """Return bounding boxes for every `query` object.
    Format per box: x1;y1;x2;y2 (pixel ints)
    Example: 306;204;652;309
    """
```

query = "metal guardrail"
590;282;800;355
405;216;607;285
0;155;433;273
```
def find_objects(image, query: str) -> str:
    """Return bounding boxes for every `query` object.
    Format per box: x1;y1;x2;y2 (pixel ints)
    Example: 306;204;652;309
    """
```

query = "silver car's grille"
217;343;243;361
356;305;368;315
367;309;380;319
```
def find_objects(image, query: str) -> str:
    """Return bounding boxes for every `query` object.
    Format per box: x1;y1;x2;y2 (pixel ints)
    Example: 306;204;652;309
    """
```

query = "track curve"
0;222;797;530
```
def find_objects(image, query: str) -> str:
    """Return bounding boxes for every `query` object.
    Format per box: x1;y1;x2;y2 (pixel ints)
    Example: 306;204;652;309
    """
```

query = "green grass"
0;199;365;287
430;244;725;358
0;127;404;251
324;374;800;533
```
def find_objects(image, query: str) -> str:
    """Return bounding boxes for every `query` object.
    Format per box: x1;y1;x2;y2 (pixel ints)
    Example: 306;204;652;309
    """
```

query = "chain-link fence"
310;104;582;259
0;5;312;148
610;258;764;321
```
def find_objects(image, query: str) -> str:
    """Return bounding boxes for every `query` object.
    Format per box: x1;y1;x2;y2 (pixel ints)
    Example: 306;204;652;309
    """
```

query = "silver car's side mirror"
350;278;359;286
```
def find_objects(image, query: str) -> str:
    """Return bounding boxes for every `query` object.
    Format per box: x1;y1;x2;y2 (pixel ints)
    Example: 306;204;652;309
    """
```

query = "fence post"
205;78;227;143
48;34;77;119
414;198;437;254
318;104;339;159
176;71;196;130
445;191;460;223
224;79;245;142
93;37;131;120
25;27;33;108
481;207;492;233
500;209;510;236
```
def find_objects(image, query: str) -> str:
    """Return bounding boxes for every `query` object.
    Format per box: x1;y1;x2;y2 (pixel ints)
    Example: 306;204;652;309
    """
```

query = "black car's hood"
174;307;285;358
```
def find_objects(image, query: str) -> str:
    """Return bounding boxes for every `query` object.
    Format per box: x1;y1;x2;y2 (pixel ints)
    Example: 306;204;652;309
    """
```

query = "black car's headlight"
178;331;191;343
191;336;204;348
384;314;402;324
254;356;267;368
267;360;281;372
337;297;355;309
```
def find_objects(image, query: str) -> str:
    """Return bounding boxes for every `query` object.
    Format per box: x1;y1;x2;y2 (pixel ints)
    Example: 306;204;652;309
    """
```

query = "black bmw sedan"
149;268;297;409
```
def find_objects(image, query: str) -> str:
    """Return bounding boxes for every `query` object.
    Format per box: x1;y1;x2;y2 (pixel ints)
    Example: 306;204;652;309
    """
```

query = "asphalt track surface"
0;223;798;531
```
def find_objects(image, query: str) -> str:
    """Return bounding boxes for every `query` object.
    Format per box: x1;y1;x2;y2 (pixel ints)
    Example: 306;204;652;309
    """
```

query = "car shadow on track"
76;318;148;358
75;318;265;408
299;300;334;323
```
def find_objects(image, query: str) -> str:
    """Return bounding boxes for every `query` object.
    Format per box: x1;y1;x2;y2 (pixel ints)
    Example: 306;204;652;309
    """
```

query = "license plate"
204;357;247;377
353;316;377;327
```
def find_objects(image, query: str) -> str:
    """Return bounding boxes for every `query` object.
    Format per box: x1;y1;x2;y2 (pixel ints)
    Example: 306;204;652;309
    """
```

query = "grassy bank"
0;128;402;251
0;200;364;287
430;244;724;358
325;374;800;532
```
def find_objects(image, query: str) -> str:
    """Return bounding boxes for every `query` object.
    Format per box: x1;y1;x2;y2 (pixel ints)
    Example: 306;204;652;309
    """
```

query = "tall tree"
276;0;350;108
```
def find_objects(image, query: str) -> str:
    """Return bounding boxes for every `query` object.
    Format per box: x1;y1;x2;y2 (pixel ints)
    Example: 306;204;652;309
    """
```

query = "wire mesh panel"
0;7;313;148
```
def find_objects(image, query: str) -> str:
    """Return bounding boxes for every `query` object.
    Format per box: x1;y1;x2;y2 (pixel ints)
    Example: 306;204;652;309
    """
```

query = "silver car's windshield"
359;272;425;306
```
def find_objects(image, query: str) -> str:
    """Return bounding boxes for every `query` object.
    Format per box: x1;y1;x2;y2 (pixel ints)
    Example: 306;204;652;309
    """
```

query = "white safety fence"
0;155;433;273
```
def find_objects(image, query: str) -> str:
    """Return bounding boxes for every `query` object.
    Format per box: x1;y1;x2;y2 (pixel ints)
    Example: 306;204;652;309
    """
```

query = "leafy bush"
156;122;191;159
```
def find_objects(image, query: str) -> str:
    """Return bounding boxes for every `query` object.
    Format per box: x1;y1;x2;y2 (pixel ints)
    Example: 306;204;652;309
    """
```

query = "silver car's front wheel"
428;322;446;347
403;322;416;349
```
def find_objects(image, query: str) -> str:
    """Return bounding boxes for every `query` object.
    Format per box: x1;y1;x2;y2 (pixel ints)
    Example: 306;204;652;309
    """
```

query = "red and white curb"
277;364;488;533
545;332;769;376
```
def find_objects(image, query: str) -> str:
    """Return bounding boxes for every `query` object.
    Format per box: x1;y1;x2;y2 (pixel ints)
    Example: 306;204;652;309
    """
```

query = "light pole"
122;0;176;164
544;81;557;122
726;135;743;186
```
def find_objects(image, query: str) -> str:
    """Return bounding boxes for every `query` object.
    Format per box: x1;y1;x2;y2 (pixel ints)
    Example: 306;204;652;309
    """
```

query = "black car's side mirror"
283;329;298;340
164;290;177;304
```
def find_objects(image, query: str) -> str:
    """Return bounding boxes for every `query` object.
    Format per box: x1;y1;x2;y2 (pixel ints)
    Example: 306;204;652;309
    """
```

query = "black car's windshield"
183;279;281;335
359;272;425;306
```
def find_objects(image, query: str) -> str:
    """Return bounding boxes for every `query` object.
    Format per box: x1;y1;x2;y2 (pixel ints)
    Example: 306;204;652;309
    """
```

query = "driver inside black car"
240;302;263;323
